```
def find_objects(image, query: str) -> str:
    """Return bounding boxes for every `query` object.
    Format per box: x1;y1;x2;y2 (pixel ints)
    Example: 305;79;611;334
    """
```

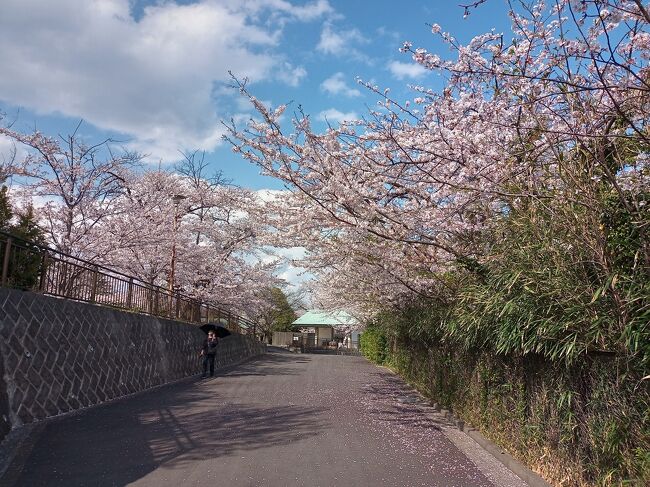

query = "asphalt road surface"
2;348;529;487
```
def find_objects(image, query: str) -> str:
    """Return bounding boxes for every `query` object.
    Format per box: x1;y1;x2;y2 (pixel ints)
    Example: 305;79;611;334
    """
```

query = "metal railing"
0;230;258;333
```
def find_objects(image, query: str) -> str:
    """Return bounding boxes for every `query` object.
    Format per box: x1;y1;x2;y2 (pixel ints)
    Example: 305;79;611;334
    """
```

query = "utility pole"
169;194;187;312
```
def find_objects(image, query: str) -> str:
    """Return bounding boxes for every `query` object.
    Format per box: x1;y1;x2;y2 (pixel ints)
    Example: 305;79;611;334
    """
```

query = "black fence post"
1;237;12;286
194;301;201;323
126;278;133;308
39;253;48;291
59;260;68;296
90;265;99;302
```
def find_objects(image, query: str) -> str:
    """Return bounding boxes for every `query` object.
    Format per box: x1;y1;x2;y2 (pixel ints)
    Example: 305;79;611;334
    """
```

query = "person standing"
200;331;219;378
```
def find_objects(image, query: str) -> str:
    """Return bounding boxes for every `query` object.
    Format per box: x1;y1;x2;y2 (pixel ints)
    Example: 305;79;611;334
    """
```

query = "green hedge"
364;307;649;486
359;325;388;364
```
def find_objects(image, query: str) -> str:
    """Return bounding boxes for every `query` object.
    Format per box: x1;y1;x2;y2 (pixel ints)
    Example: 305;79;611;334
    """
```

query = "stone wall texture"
0;288;266;443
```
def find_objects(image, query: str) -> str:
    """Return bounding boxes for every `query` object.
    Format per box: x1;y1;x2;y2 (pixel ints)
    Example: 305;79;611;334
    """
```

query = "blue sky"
0;0;512;191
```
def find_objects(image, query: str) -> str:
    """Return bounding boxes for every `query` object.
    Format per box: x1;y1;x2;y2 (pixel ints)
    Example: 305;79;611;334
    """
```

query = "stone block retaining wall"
0;288;265;443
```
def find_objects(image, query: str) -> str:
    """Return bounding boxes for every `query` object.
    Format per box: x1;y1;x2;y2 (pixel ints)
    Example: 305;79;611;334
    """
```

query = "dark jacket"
202;337;219;356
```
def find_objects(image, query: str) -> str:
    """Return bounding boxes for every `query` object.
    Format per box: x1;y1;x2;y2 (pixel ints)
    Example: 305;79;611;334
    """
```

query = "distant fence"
0;230;257;333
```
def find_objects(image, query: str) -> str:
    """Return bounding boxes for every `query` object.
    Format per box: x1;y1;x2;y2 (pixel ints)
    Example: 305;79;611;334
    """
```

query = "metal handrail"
0;230;258;332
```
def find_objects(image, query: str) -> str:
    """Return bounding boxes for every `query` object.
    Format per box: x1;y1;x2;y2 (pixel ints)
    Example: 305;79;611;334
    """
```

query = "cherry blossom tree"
0;114;28;183
175;149;231;245
0;122;141;257
226;0;649;325
96;167;282;316
96;169;184;285
0;138;18;184
0;120;283;318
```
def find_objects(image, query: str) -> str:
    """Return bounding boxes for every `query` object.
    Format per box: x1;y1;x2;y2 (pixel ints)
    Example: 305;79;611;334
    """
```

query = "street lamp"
169;194;187;302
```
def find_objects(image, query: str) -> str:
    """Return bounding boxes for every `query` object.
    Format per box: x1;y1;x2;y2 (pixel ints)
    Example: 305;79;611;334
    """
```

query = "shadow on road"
9;351;326;487
219;348;312;378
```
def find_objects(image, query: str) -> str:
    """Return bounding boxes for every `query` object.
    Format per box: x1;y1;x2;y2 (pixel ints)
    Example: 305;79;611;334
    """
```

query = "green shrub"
373;302;649;486
359;325;388;364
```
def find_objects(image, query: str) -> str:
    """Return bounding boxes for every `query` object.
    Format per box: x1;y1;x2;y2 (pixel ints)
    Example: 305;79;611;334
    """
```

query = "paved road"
2;349;528;487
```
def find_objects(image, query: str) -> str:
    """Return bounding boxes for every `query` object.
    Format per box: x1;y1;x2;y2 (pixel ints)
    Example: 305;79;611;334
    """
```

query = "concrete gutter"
422;400;552;487
463;425;551;487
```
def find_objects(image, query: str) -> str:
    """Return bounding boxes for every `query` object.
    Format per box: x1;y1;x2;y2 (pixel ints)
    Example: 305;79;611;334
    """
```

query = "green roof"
292;310;358;327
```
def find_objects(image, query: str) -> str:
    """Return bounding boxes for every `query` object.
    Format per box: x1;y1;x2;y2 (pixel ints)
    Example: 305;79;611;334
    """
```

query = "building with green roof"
291;310;358;327
291;310;359;348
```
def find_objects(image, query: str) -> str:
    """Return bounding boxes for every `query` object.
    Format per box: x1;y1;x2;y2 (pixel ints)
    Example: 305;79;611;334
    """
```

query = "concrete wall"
0;288;265;443
272;331;296;347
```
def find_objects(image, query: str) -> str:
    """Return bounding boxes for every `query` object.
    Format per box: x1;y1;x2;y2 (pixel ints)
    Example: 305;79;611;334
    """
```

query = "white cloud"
316;22;368;57
387;61;429;80
317;108;359;124
276;263;312;288
276;62;308;87
271;247;312;290
273;246;307;260
253;243;310;289
0;135;17;167
231;0;334;22
255;188;288;202
269;0;334;21
376;26;401;41
0;134;29;181
0;0;330;161
320;72;361;98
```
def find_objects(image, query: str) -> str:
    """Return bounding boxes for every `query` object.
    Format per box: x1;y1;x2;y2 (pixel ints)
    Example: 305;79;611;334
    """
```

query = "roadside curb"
463;426;551;487
420;402;551;487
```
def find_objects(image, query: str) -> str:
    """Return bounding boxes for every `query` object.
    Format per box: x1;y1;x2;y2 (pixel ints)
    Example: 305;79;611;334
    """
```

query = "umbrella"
199;323;232;338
